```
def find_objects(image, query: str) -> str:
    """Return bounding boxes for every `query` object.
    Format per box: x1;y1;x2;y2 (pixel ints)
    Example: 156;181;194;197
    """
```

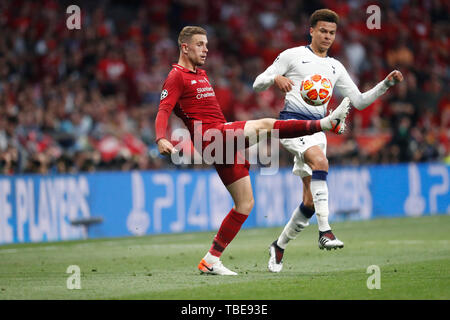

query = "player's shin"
311;170;331;232
277;203;313;249
203;208;248;264
273;120;322;138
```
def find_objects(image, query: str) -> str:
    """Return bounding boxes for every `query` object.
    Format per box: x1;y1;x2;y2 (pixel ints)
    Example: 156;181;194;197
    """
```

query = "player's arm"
335;65;403;111
155;71;183;156
253;50;294;93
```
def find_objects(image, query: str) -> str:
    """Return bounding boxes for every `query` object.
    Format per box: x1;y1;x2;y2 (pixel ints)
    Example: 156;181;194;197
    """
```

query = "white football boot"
320;97;351;134
198;259;237;275
268;240;284;273
318;230;344;250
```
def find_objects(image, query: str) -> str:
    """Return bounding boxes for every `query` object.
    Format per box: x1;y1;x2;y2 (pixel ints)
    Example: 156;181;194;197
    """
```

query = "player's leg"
243;117;323;144
243;97;350;146
198;158;252;275
268;175;315;272
277;176;315;248
209;175;254;259
304;146;344;250
267;137;317;272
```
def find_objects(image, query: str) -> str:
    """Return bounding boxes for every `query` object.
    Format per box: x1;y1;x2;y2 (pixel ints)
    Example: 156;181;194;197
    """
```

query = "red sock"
209;209;248;257
273;119;321;138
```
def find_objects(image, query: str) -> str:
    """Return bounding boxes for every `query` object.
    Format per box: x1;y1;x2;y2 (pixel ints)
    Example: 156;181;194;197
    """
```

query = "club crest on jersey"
191;80;197;85
160;89;168;100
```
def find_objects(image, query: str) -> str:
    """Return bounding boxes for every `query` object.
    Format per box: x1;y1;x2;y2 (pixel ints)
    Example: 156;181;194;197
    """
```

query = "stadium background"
0;0;449;244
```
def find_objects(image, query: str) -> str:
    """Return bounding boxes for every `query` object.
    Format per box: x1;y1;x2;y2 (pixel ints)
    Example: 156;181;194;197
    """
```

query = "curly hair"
310;9;339;27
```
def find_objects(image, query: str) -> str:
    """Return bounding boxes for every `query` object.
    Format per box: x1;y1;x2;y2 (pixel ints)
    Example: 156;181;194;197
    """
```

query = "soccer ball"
300;74;332;106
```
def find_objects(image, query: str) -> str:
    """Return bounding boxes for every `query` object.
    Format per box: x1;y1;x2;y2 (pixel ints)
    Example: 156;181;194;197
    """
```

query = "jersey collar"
306;45;329;58
173;64;199;74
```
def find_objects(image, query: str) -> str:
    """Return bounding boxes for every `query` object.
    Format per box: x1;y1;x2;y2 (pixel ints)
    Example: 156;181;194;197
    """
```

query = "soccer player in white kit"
253;9;403;272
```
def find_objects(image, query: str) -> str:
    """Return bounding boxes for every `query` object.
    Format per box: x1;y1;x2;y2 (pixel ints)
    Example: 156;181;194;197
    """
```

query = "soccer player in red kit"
155;26;351;275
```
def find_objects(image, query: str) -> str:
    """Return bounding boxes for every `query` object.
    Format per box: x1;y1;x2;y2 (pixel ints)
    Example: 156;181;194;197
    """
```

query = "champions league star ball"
300;74;332;106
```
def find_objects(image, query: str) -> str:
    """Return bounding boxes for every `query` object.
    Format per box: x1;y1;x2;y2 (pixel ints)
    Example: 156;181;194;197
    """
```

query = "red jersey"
155;64;227;142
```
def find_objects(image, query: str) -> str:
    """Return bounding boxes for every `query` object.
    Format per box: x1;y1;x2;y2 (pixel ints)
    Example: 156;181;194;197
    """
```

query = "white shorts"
280;132;327;178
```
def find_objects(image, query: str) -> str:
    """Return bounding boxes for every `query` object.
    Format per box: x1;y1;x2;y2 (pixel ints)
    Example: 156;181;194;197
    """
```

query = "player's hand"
157;138;177;156
274;75;295;93
384;70;404;87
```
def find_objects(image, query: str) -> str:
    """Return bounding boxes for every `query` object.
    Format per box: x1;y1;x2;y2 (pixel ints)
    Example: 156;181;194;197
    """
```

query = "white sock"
203;252;219;264
311;175;331;232
319;117;332;131
277;206;310;249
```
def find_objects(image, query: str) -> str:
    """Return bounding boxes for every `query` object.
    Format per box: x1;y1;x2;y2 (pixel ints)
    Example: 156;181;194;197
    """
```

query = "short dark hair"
309;9;339;27
178;26;207;48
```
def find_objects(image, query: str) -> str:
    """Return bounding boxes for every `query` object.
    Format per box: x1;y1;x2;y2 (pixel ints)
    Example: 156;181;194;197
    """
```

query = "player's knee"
256;118;276;132
245;197;255;213
310;157;329;171
244;119;275;142
236;197;254;215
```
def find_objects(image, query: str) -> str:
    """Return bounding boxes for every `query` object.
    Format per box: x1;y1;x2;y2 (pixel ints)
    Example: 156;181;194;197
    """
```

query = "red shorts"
197;121;250;186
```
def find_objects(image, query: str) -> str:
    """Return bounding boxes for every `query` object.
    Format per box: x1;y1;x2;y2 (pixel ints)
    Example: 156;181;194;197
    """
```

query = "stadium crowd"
0;0;448;175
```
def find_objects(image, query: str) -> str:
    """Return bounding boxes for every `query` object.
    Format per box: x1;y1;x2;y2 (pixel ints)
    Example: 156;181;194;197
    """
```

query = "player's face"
185;34;208;66
310;21;337;53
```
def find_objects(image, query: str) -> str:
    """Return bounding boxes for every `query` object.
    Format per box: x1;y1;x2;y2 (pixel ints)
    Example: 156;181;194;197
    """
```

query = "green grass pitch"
0;215;449;300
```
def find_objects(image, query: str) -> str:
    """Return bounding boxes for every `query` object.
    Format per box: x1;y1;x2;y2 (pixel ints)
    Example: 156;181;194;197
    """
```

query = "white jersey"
253;45;390;120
